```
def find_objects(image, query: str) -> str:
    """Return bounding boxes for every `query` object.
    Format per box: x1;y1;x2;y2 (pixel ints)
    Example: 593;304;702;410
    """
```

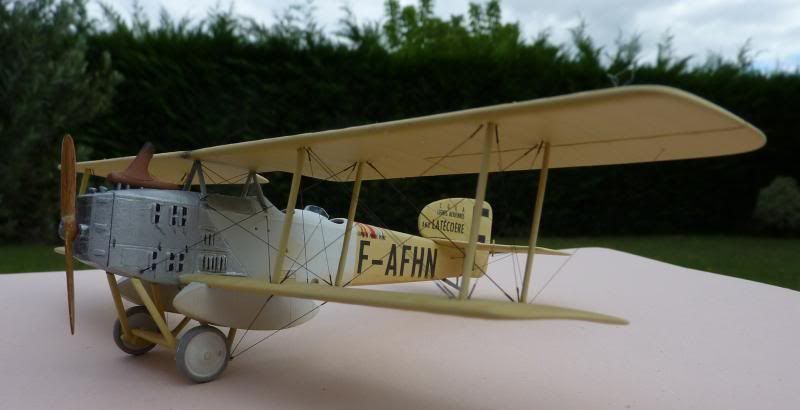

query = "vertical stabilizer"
418;198;492;244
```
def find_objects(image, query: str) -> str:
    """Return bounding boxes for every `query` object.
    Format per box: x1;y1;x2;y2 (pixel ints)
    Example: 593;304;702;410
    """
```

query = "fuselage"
73;188;469;285
71;187;475;330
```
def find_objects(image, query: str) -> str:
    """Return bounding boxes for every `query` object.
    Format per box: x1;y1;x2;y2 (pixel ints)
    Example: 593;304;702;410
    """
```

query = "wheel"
175;325;229;383
113;305;157;356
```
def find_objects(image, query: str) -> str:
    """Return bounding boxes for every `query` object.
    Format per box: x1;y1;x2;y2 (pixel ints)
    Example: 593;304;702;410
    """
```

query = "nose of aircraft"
59;220;88;241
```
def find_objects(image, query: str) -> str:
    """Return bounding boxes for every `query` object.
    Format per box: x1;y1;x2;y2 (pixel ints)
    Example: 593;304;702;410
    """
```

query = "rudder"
418;198;492;244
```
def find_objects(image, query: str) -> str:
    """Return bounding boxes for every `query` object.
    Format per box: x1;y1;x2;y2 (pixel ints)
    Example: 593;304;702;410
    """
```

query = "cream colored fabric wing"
179;274;628;324
79;85;765;182
77;153;268;185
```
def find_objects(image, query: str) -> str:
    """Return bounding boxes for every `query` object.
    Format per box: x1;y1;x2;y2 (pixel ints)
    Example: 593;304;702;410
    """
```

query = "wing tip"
589;314;629;326
509;302;629;325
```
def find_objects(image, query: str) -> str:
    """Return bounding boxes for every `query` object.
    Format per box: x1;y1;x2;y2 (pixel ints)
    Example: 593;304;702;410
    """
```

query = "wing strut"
335;162;364;286
79;168;91;195
519;141;550;302
458;122;495;299
182;160;199;191
271;148;306;283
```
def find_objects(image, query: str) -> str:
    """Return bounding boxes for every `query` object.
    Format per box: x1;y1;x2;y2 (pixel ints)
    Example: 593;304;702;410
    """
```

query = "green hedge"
2;0;799;242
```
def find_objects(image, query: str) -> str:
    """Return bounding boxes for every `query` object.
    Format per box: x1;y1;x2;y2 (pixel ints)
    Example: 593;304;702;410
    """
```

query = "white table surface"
1;248;798;409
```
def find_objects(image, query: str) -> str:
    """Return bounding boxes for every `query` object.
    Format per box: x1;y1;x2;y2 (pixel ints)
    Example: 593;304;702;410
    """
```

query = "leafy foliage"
754;176;800;233
0;0;120;240
1;0;799;243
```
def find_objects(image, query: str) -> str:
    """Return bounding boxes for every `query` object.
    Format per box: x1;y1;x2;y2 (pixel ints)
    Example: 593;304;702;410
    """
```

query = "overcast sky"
89;0;800;71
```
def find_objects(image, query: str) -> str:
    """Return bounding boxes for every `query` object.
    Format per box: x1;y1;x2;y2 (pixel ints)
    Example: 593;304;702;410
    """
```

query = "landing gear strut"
112;305;157;355
106;273;234;383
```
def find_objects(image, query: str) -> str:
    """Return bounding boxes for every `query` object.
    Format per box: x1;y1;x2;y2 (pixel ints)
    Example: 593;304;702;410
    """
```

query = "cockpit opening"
303;205;329;219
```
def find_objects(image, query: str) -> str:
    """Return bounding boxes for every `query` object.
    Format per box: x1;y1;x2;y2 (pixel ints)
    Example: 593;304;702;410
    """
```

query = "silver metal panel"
106;190;202;284
74;192;113;269
75;189;260;284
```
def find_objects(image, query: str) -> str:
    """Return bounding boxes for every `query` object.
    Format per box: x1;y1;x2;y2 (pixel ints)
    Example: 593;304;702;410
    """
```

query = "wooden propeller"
60;135;77;334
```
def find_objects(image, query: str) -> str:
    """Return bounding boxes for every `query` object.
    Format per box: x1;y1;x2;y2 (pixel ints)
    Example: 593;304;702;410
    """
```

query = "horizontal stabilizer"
429;238;570;256
179;274;627;325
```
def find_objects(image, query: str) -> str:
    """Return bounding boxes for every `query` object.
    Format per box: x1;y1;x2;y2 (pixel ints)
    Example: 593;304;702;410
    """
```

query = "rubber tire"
175;325;229;383
113;305;158;356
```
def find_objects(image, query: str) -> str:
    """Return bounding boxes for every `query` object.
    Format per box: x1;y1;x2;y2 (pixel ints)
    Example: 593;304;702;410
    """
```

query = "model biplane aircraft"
55;85;764;383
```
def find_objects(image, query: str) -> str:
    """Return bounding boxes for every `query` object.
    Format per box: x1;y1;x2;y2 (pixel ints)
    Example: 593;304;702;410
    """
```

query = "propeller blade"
60;135;76;219
65;241;75;334
61;134;77;335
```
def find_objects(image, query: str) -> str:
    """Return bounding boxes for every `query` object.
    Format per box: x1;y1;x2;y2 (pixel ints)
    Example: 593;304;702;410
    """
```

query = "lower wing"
179;274;627;325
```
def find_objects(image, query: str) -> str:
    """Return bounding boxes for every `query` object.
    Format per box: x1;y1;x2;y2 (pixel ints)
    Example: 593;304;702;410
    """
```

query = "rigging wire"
204;203;333;285
434;281;455;299
231;128;552;357
366;160;514;301
501;142;542;172
232;164;502;356
419;124;483;177
529;249;579;304
232;300;328;359
139;199;271;274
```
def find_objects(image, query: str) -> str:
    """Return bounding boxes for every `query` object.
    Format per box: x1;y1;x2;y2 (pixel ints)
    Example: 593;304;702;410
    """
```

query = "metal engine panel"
74;189;251;285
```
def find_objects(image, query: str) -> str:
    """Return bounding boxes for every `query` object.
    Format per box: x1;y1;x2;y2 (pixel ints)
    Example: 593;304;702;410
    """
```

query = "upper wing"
179;274;627;324
191;85;763;180
78;85;765;182
77;152;268;185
